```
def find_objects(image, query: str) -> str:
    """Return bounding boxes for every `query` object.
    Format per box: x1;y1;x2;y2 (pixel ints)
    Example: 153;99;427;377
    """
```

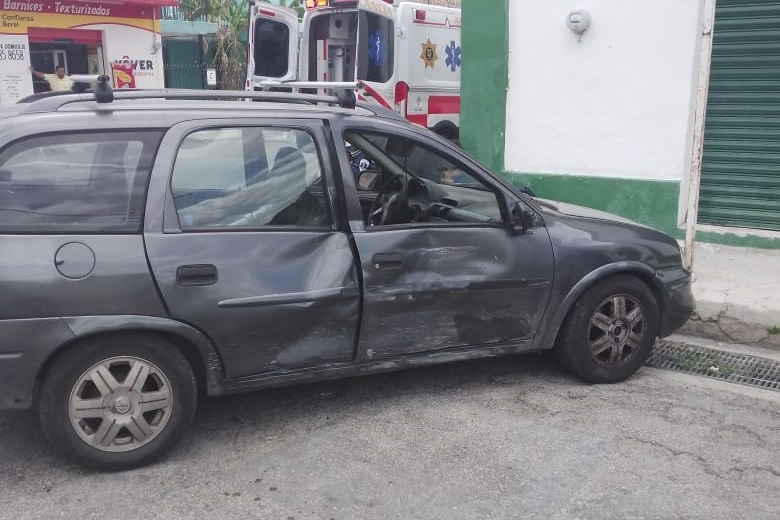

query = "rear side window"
170;127;330;229
0;131;161;233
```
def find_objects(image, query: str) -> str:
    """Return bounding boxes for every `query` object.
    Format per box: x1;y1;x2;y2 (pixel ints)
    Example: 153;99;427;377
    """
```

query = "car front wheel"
554;275;660;384
38;335;197;471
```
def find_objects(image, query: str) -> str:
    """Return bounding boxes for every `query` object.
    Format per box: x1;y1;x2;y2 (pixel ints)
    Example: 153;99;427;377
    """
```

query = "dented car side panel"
350;225;555;360
144;231;361;377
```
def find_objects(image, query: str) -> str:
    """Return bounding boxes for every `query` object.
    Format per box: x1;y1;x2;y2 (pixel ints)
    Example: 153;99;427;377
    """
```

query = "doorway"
27;28;104;93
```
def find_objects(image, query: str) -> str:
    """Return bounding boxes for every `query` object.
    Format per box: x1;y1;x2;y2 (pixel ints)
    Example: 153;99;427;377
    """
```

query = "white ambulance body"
246;0;462;140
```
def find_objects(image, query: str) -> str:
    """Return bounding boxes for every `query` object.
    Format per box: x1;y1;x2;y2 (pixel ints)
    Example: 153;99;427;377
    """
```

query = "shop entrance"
27;28;104;93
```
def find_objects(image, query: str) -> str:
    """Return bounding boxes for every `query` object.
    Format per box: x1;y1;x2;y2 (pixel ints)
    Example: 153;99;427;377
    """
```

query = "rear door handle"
176;264;218;286
373;252;403;270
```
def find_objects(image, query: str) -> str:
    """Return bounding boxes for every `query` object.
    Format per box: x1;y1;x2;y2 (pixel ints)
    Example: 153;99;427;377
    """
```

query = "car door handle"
176;264;218;286
373;253;403;270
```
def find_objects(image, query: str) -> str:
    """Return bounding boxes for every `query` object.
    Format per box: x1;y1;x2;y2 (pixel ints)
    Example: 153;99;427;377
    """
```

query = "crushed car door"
144;119;360;378
338;126;555;361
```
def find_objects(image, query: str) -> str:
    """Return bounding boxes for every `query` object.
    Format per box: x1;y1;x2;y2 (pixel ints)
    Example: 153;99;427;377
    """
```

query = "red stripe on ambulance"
407;114;428;126
428;96;460;115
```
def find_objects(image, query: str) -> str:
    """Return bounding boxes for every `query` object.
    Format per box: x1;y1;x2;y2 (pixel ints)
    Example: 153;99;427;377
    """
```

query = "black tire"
38;334;197;471
554;275;660;384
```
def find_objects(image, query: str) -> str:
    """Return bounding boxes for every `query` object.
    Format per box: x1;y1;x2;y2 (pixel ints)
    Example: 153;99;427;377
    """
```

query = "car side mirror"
510;201;537;234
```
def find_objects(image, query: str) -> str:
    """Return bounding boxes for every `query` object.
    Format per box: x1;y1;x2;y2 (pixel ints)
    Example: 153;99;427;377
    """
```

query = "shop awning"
28;27;104;44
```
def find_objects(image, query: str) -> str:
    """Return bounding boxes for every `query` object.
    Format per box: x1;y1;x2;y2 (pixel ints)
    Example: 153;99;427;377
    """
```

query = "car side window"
344;131;504;226
170;127;330;229
0;131;161;233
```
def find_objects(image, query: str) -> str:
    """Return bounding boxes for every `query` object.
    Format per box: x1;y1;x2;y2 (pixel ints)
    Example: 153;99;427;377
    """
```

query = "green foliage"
179;0;249;90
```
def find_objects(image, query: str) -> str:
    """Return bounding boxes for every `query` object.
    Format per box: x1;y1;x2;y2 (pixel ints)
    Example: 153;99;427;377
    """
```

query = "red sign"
111;62;136;88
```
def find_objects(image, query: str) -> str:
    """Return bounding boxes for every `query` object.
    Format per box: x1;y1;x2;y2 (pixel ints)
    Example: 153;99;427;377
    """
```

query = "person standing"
29;65;73;92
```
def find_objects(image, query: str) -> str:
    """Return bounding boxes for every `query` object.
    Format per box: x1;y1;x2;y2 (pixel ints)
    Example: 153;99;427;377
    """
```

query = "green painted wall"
460;0;509;172
503;172;780;248
505;172;682;237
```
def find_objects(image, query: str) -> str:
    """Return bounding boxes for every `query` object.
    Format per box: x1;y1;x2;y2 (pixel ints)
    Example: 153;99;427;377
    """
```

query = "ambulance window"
357;12;394;83
254;19;290;78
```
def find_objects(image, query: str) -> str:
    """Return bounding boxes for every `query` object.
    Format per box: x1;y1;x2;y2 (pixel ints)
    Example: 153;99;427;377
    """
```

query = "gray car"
0;85;694;471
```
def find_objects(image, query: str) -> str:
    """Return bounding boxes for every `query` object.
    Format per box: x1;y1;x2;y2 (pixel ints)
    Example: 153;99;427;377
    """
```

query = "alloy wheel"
68;356;173;453
588;294;646;367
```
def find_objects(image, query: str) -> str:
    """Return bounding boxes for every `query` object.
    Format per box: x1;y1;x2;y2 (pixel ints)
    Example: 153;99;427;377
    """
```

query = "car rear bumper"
656;266;695;337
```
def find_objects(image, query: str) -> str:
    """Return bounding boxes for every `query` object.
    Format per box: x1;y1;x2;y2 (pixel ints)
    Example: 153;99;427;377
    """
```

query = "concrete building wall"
505;0;701;183
502;0;703;236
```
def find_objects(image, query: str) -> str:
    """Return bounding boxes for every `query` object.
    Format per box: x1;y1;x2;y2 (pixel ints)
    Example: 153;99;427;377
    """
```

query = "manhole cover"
647;340;780;392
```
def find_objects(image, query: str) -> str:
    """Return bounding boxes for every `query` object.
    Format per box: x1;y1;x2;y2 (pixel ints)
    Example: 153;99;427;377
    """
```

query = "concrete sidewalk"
680;241;780;349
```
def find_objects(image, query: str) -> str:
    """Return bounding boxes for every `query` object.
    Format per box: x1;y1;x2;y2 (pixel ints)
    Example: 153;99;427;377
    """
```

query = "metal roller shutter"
699;0;780;231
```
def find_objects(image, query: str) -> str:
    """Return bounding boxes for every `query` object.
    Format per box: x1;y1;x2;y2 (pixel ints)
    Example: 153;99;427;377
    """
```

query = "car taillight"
394;81;409;117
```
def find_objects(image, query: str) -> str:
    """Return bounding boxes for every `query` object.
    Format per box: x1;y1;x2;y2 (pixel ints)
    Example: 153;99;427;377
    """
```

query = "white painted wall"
505;0;702;181
82;23;165;89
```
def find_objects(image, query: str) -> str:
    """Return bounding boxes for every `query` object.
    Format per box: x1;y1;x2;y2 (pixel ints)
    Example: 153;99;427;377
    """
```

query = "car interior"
344;131;504;227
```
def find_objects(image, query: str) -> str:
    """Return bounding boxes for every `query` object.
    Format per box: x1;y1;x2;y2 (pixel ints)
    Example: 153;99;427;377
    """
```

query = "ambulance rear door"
355;0;397;108
247;1;300;89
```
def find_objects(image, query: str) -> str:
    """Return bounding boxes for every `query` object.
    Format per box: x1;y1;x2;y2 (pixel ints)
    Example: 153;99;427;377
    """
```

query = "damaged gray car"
0;85;694;470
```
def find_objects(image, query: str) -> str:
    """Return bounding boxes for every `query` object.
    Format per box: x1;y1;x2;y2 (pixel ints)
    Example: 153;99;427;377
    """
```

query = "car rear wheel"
38;335;197;471
554;275;660;384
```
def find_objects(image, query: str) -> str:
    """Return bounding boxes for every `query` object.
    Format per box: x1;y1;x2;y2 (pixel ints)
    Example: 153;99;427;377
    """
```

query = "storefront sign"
1;1;158;33
0;34;32;105
0;0;164;102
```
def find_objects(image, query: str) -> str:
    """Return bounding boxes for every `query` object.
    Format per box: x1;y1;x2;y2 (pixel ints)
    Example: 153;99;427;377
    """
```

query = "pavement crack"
727;465;780;479
620;436;721;478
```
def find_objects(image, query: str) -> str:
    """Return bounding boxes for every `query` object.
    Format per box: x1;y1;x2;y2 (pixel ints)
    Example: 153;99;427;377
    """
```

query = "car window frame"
332;121;514;232
151;119;339;235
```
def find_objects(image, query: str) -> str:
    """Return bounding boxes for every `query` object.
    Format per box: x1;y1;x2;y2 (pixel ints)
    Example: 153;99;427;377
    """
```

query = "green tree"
179;0;249;90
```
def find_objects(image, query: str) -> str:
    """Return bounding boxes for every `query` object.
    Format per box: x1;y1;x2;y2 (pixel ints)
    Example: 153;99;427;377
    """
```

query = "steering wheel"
368;173;408;226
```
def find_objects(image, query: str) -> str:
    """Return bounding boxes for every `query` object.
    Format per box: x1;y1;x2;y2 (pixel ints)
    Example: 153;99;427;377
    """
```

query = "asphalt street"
0;354;778;520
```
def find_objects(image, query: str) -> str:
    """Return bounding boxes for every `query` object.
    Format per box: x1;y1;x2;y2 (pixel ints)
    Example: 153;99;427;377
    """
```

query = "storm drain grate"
647;340;780;392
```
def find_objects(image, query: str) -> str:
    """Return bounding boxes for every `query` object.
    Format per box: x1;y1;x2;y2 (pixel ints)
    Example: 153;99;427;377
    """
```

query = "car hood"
535;198;648;227
532;197;683;270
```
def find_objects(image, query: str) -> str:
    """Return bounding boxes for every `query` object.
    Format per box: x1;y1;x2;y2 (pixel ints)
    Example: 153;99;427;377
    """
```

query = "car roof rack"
18;76;361;113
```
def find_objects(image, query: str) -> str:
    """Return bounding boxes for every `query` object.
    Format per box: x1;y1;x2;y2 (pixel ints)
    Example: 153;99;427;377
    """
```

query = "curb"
680;313;780;351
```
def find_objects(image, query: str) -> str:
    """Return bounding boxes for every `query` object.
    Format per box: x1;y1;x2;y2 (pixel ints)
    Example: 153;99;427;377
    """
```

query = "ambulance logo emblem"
369;30;385;67
445;40;462;72
420;38;438;69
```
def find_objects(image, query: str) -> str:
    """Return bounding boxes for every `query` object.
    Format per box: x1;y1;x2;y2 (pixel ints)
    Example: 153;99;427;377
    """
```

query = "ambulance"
246;0;462;141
